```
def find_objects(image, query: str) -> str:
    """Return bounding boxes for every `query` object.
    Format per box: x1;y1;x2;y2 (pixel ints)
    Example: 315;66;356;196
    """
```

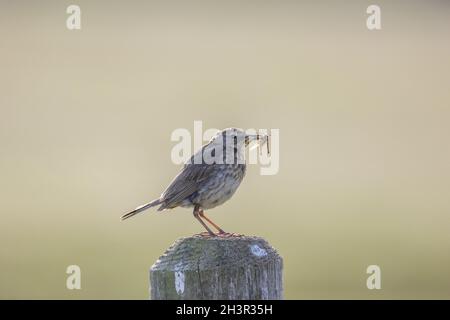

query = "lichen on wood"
150;235;283;300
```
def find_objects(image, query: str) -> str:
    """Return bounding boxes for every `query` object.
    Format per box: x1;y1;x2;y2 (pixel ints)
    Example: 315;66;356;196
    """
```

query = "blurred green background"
1;0;450;299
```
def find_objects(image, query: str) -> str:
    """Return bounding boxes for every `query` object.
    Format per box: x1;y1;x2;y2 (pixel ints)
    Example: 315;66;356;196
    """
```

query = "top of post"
151;234;281;272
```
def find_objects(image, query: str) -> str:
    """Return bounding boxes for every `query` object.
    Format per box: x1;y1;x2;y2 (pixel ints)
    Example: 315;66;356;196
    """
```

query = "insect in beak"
249;134;271;156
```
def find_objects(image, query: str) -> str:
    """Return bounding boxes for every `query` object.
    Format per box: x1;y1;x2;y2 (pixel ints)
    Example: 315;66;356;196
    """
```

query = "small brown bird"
121;128;269;236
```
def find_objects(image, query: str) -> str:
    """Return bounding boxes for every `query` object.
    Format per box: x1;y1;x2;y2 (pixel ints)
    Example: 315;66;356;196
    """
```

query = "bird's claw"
195;231;242;238
217;232;242;238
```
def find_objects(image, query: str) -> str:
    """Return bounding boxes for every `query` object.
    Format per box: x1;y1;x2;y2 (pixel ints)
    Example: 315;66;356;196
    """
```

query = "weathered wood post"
150;235;283;300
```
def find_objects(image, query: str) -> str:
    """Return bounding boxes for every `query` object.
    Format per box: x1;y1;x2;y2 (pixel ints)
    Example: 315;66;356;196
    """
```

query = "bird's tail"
121;198;161;220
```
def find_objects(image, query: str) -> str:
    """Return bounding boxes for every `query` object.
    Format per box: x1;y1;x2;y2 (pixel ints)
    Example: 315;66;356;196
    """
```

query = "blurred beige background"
1;0;450;299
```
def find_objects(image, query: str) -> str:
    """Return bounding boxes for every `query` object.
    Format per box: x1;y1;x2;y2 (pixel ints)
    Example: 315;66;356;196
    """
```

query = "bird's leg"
199;209;226;234
193;205;215;236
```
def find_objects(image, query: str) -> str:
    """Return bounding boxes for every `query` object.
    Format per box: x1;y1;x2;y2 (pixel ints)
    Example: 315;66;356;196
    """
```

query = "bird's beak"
245;134;258;146
247;133;270;155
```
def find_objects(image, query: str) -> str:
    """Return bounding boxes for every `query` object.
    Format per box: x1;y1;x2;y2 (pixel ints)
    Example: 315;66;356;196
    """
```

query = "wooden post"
150;235;283;300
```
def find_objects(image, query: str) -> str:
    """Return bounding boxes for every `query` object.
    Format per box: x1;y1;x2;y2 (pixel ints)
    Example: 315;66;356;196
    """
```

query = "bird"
121;127;269;236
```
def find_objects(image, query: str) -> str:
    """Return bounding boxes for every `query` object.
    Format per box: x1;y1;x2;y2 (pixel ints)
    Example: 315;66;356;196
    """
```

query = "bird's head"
197;128;270;165
210;127;269;151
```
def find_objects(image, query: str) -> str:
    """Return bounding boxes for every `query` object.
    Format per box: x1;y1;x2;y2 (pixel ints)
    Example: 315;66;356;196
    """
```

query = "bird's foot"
195;231;243;238
216;232;243;238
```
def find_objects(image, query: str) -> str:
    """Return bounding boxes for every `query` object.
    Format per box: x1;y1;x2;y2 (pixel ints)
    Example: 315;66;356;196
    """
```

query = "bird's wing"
160;163;215;209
